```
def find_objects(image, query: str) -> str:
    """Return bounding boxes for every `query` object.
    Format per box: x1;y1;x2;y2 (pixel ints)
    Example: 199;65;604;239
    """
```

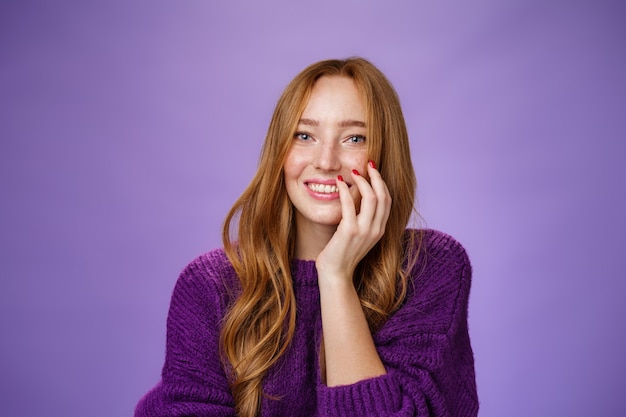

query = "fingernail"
368;160;377;169
352;169;360;176
337;175;344;182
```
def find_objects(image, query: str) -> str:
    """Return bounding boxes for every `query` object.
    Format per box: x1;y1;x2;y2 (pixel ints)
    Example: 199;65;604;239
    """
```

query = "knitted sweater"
136;229;478;416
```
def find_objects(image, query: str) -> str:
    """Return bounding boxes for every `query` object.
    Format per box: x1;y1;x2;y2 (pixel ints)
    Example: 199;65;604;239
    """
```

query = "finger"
366;160;389;199
336;175;357;226
366;163;392;231
350;169;378;225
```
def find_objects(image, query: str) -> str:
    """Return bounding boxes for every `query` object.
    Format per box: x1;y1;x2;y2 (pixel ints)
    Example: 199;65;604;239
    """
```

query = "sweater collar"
290;259;319;286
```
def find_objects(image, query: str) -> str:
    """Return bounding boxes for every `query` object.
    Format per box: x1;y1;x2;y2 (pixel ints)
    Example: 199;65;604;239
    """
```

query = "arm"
318;274;386;385
316;161;390;386
135;253;236;417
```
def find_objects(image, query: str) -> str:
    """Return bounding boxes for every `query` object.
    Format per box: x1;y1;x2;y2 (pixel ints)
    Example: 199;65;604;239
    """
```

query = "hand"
315;161;392;282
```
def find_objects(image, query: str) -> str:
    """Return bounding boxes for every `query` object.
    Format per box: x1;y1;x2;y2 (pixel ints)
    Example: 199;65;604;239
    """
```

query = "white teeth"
308;183;338;193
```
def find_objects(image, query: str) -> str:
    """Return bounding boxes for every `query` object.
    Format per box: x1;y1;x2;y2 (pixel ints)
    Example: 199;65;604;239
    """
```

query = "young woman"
136;57;478;417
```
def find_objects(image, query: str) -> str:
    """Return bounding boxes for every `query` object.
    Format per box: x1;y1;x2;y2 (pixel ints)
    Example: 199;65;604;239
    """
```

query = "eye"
346;135;366;144
294;132;312;141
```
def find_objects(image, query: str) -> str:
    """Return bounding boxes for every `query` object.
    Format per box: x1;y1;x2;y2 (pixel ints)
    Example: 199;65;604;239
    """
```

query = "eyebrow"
298;118;366;128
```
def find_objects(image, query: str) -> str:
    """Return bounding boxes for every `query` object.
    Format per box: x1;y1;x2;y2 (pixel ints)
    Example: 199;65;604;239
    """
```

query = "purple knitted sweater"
136;229;478;416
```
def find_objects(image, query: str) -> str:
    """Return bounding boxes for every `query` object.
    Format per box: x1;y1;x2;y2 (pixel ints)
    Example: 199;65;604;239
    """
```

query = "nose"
314;140;341;172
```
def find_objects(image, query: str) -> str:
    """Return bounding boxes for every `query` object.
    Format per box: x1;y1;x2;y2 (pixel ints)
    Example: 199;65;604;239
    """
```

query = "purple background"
1;1;625;416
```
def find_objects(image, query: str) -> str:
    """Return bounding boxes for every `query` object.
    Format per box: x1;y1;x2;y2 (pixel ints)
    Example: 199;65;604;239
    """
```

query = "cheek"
344;151;368;173
283;151;300;179
284;147;313;179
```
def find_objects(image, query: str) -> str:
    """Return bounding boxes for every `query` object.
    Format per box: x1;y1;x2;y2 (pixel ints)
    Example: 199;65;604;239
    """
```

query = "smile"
307;183;338;194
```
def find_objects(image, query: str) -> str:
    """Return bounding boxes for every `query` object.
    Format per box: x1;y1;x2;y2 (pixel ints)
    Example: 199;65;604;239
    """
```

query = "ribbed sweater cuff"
318;372;402;416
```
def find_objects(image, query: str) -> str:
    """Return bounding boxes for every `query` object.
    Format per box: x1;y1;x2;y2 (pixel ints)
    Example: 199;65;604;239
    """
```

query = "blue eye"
347;135;366;143
294;132;312;141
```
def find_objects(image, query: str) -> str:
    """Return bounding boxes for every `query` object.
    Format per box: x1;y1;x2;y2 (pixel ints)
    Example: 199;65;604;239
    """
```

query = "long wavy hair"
221;57;418;417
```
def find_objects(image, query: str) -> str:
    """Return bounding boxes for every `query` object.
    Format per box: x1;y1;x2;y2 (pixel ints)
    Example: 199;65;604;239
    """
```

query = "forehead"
300;76;366;122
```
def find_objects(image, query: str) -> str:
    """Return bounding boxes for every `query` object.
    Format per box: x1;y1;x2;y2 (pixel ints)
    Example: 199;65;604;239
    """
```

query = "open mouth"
307;183;338;194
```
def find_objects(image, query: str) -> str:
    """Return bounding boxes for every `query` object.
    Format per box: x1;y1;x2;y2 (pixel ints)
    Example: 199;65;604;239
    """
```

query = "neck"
294;220;337;260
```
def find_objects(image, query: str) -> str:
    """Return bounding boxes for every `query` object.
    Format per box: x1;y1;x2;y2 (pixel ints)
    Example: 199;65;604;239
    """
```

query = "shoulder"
406;228;471;272
178;247;237;286
386;229;472;335
169;248;239;318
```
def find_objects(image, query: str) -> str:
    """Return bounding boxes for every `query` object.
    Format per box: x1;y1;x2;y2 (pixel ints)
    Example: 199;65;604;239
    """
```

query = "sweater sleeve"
317;230;479;417
135;252;237;417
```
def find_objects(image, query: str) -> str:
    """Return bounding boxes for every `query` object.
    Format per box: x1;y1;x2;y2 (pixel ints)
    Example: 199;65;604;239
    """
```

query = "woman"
136;57;478;416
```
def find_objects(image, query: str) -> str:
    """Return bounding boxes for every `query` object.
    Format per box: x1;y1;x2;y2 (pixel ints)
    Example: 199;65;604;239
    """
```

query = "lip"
306;178;339;186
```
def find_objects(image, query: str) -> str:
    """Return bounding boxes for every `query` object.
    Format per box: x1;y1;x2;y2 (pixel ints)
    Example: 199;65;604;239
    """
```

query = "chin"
310;214;342;226
296;209;342;228
318;218;341;226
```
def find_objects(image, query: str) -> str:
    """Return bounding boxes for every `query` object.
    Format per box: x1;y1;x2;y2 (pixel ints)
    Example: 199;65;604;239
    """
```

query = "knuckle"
369;224;382;238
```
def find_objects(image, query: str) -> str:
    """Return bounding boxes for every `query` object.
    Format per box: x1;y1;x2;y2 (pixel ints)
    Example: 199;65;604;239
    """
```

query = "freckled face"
283;76;369;232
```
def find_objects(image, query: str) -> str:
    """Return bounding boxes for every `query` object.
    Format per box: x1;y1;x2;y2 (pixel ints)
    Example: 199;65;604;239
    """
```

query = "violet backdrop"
1;1;625;416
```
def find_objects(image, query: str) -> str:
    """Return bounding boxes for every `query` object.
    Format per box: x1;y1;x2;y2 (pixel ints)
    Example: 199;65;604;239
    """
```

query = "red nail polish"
369;160;377;169
337;175;344;182
352;169;360;176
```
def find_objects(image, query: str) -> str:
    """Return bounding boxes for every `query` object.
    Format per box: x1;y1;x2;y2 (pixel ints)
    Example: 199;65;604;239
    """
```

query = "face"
283;75;369;233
